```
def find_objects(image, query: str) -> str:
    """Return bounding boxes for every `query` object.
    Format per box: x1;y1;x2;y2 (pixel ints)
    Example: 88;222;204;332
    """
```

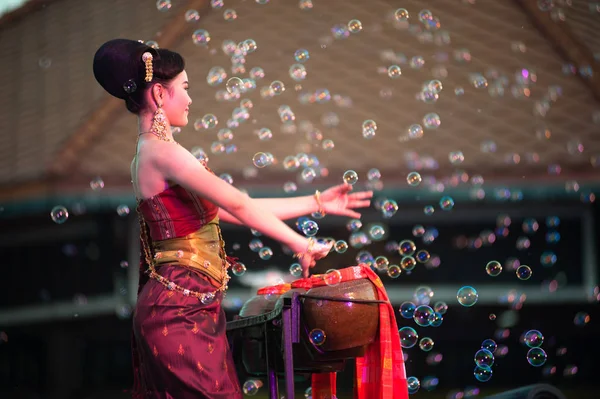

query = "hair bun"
93;39;158;99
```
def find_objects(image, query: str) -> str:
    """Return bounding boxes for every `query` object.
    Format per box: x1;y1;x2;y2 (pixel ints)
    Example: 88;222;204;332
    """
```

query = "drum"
235;267;380;375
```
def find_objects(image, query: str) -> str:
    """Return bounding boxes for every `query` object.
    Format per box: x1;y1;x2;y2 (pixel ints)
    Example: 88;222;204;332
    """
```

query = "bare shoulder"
150;141;247;212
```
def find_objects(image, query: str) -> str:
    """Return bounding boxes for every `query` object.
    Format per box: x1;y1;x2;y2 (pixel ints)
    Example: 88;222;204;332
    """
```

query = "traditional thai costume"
131;183;242;398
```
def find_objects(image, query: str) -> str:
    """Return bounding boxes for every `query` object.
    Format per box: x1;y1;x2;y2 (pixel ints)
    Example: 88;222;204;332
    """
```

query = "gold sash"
151;217;229;288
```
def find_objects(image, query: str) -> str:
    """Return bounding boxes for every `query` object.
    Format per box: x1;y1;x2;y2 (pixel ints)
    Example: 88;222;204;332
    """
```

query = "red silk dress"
131;184;242;399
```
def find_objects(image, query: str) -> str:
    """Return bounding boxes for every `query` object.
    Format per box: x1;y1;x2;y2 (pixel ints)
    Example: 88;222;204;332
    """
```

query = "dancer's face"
160;70;192;128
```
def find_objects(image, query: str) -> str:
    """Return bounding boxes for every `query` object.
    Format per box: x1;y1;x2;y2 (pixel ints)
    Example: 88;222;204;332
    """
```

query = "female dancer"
93;39;372;398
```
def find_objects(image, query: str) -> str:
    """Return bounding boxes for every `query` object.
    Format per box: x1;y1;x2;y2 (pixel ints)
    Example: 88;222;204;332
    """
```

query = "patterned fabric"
256;265;409;399
132;266;241;398
137;184;219;241
132;185;241;398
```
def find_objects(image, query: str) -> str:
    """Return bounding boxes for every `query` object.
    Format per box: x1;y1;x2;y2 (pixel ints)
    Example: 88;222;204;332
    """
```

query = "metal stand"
226;292;303;399
280;292;301;399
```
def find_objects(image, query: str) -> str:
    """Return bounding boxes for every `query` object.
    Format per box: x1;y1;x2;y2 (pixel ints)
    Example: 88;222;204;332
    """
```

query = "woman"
93;39;372;398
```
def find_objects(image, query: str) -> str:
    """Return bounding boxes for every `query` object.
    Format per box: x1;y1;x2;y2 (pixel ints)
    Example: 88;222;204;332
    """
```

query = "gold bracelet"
314;190;326;216
293;237;315;261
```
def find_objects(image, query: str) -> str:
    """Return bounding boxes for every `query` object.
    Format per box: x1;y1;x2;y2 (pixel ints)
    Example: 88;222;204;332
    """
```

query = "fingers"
349;191;373;200
346;199;372;210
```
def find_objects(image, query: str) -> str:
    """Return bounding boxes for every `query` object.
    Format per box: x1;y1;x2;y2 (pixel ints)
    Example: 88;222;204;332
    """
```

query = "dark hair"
125;49;185;114
93;39;185;114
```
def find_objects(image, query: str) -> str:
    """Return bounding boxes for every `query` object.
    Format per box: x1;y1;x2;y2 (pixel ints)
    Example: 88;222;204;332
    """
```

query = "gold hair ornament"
142;52;153;82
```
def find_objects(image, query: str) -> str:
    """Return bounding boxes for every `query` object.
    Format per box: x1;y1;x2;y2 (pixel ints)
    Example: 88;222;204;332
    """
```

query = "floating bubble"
283;182;297;193
433;301;448;314
90;177;105;191
574;311;590;326
457;286;478;307
399;240;416;256
289;263;303;277
225;77;243;94
527;347;547;367
381;200;398;217
407;376;420;394
408;124;424;139
369;225;386;241
323;269;342;286
334;240;348;253
388;65;402;78
419;337;435;351
429;312;443;327
400;302;416;319
116;204;130;217
294;49;310;63
407;172;422;186
223;8;237;21
343;170;358;185
399;326;419;348
192;29;211;46
423;113;441;129
309;328;326;346
412;225;425;237
252;152;269;168
348;19;363;33
185;9;200;22
416;249;430;263
387;265;401;278
424;205;435;215
474;366;493;382
301;220;319;237
201;114;218;129
413;305;434;327
474;349;494;369
232;262;247;276
50;206;69;224
156;0;172;11
258;247;273;260
242;379;263;395
289;64;307;81
270;80;285;94
524;330;544;348
449;151;464;165
486;261;502;277
481;339;497;353
516;265;532;280
394;8;409;22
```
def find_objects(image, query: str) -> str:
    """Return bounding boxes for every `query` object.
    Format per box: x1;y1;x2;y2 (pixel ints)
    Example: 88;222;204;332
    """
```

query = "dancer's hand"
292;238;334;278
319;183;373;219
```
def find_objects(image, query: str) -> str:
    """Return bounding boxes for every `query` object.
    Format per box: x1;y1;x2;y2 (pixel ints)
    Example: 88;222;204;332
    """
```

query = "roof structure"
0;0;599;209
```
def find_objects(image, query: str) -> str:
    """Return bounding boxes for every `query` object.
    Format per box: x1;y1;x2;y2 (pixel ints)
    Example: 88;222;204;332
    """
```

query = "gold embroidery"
151;308;157;318
192;323;199;334
167;363;172;371
153;345;158;357
383;357;392;370
162;325;169;337
214;379;220;391
177;308;184;316
178;344;185;356
207;343;214;353
167;291;174;298
223;359;228;371
196;361;204;371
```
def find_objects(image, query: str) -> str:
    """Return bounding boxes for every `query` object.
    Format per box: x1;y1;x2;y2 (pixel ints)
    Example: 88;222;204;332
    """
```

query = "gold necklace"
138;130;178;144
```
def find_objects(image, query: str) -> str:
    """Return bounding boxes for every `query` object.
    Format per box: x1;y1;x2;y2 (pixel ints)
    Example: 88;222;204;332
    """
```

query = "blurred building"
0;0;599;398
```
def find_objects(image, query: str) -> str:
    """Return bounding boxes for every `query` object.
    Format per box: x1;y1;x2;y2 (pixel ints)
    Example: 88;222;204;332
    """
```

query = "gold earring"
150;104;170;142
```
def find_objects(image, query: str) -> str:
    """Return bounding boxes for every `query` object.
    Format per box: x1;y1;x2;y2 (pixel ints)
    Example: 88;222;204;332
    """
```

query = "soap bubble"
457;286;478;307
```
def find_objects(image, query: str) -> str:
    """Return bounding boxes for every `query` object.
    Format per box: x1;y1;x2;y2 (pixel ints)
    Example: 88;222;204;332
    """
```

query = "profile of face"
152;70;192;127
